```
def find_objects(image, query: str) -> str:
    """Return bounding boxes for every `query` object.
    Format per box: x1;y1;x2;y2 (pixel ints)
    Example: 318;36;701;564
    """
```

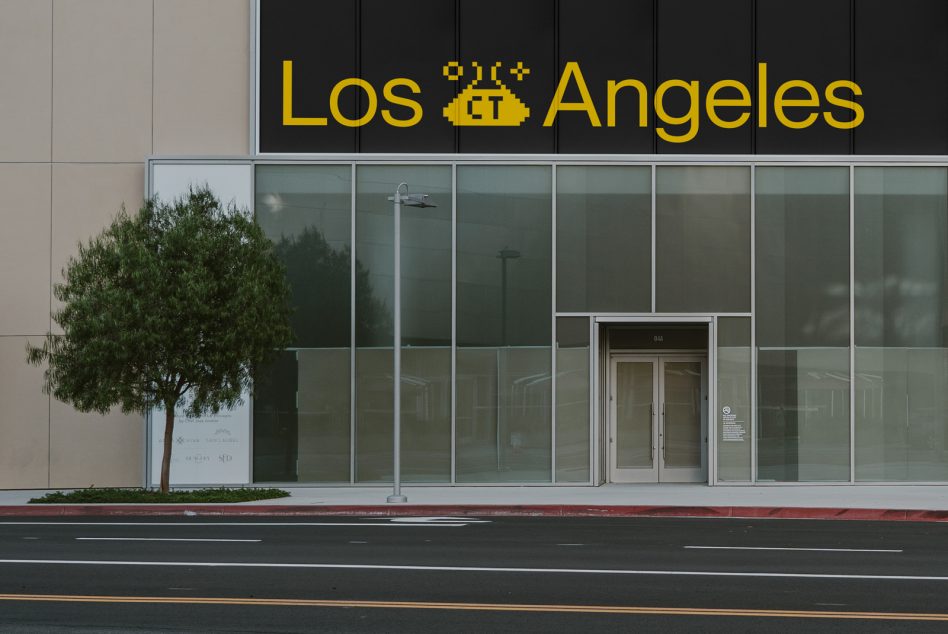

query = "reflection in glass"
855;168;948;480
616;361;653;469
355;166;452;482
663;361;702;468
556;318;589;482
757;168;850;348
756;167;850;482
252;351;298;482
716;318;751;481
556;166;651;312
855;349;948;481
456;166;552;482
298;349;351;481
656;166;750;312
757;349;850;481
253;165;352;483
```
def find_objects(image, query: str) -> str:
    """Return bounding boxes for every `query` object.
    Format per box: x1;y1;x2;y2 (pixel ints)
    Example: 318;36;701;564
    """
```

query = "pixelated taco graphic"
443;61;530;126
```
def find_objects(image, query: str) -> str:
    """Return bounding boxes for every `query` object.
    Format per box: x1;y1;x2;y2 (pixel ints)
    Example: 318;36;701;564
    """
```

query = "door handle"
649;403;655;453
661;403;666;461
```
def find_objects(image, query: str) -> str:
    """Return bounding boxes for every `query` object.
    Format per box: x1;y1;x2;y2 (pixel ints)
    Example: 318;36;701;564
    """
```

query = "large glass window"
556;166;651;312
253;165;352;483
456;166;552;482
556;317;590;482
855;167;948;481
756;167;850;482
656;166;751;312
717;318;751;481
355;166;452;482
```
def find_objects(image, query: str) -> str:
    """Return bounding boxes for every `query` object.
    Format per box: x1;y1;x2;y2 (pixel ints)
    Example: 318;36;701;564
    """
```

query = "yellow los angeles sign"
281;59;863;142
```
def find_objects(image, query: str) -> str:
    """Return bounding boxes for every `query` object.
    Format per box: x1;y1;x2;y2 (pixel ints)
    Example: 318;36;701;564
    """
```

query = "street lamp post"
386;183;436;504
495;247;521;472
496;247;521;347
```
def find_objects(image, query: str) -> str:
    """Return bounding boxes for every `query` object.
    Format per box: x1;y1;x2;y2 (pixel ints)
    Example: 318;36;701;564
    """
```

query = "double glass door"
609;355;707;483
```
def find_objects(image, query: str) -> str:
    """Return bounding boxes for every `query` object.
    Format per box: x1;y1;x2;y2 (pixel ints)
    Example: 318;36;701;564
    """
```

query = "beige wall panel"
47;164;147;487
0;165;52;337
0;337;49;488
50;163;143;334
49;400;143;488
154;0;250;155
0;0;52;161
52;0;152;162
51;163;144;289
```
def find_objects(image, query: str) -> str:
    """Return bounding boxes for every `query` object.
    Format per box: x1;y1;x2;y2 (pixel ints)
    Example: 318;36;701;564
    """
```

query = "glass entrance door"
609;355;707;483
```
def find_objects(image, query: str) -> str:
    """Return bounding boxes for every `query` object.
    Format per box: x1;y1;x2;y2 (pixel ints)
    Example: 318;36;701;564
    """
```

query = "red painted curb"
1;504;948;521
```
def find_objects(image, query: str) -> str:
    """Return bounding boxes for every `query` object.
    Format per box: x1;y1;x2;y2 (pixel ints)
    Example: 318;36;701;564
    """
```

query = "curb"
2;504;948;522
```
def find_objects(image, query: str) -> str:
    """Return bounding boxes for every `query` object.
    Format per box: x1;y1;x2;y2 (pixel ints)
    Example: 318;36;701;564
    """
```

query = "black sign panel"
258;0;948;154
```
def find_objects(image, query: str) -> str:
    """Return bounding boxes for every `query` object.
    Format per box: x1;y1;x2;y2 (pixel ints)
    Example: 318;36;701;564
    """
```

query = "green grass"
28;487;290;504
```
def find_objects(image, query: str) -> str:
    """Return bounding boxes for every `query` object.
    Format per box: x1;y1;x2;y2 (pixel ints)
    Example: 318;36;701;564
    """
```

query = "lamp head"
387;192;437;208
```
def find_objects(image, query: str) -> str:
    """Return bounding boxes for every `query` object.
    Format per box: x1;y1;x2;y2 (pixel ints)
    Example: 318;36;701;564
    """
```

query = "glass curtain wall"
556;317;590;482
656;167;751;313
253;165;353;482
456;166;553;482
354;166;452;482
855;168;948;481
717;318;752;481
556;166;651;312
756;167;851;482
248;161;948;486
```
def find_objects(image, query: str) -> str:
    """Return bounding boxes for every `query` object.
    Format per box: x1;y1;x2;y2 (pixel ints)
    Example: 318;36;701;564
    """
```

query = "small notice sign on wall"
721;405;746;442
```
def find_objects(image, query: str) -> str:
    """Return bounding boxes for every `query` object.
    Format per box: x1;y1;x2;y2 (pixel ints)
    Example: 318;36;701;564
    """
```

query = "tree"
27;187;293;493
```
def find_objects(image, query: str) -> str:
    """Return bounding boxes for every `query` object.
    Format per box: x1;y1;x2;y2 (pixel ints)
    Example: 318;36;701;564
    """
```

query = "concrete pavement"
1;484;948;520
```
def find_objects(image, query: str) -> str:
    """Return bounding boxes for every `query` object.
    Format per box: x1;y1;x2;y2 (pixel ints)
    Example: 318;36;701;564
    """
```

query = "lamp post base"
387;494;408;503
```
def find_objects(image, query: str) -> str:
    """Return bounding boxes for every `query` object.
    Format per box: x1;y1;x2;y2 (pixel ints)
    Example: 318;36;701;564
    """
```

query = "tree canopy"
27;187;293;492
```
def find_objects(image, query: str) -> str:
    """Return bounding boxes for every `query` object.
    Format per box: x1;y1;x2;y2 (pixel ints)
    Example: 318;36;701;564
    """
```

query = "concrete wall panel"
51;163;145;290
49;400;143;488
0;165;52;337
50;163;144;335
0;337;49;488
52;0;153;162
154;0;250;155
0;0;52;162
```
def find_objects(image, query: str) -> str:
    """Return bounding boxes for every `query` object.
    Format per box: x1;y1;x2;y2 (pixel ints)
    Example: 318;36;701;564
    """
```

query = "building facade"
3;0;948;489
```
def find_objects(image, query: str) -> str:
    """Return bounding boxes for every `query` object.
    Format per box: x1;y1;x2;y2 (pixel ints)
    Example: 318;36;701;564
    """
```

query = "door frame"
608;353;708;483
594;316;717;486
608;355;659;483
656;355;708;483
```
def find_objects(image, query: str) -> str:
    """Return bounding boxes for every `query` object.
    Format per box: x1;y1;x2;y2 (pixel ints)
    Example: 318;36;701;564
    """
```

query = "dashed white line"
685;546;903;553
76;538;261;543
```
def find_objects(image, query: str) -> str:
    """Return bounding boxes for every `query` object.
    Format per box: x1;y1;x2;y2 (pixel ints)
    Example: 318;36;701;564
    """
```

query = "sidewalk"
2;484;948;521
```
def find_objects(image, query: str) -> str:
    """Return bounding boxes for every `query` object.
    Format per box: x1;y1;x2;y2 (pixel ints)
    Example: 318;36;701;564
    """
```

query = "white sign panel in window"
147;162;253;486
150;399;251;486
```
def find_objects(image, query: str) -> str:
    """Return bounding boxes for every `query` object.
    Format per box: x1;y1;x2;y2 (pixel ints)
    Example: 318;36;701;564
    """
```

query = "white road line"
0;559;944;582
0;522;466;528
685;546;903;553
75;538;261;543
390;517;490;524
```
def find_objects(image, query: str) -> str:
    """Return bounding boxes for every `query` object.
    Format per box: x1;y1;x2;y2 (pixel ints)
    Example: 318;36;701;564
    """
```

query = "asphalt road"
1;515;948;632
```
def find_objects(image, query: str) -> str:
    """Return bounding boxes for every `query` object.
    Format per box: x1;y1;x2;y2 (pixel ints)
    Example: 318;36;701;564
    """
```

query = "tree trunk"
160;406;175;494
